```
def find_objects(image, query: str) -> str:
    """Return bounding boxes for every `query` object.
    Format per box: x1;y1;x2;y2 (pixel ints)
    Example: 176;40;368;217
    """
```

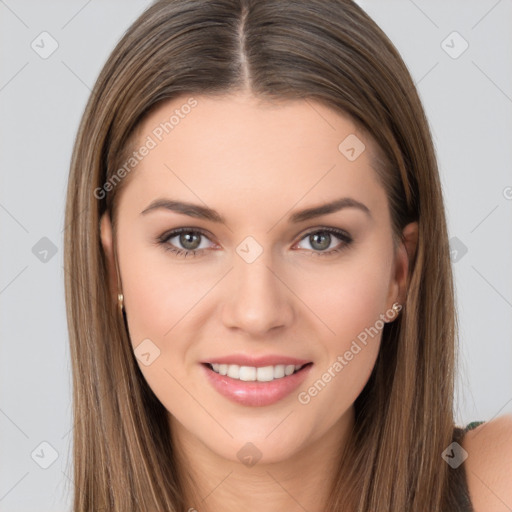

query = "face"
101;92;413;466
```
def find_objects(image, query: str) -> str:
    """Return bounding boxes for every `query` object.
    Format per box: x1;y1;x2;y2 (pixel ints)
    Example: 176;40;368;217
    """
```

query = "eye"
156;226;353;258
294;227;353;256
157;228;215;258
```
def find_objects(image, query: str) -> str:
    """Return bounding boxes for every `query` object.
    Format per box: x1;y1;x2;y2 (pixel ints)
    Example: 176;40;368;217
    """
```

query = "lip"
202;354;311;367
201;360;313;407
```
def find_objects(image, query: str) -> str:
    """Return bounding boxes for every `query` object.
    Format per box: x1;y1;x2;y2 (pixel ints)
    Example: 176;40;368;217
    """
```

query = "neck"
170;406;355;512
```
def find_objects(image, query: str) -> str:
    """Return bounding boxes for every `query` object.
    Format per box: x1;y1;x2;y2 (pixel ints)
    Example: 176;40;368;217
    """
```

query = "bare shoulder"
462;414;512;512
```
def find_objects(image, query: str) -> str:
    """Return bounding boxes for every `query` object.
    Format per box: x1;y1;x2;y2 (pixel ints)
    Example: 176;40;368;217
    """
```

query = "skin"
98;91;512;511
463;416;512;512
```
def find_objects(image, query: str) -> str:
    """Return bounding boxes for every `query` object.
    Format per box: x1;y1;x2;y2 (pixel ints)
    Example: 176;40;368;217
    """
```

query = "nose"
221;249;295;337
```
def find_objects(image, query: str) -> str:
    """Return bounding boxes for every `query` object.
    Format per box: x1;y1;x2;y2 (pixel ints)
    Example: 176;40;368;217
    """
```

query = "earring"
118;292;124;314
392;302;402;316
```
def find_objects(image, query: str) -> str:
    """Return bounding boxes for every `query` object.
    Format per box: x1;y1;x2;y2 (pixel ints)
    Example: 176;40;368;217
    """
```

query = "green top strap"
465;420;485;431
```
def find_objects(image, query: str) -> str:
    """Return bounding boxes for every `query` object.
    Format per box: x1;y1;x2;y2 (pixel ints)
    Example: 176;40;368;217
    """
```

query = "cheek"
295;267;388;426
119;236;208;345
298;247;393;347
118;240;225;407
118;243;205;413
292;244;392;412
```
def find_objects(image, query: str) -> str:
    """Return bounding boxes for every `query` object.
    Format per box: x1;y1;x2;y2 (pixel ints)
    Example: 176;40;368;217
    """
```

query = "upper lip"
202;354;312;367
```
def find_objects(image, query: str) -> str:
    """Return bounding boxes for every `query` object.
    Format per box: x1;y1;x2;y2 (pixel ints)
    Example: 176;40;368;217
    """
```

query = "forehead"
120;92;387;223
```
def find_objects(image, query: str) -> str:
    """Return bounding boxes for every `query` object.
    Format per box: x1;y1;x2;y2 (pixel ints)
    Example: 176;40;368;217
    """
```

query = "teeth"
274;365;285;379
285;364;295;376
208;363;305;382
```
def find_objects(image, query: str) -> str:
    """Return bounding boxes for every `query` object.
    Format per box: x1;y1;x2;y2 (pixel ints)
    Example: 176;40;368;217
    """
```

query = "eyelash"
156;227;353;258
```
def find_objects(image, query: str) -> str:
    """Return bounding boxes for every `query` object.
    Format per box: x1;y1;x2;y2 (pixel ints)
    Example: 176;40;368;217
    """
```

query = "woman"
63;0;512;510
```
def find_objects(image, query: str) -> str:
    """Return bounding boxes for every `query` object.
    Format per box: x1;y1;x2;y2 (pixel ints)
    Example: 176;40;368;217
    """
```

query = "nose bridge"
221;239;294;335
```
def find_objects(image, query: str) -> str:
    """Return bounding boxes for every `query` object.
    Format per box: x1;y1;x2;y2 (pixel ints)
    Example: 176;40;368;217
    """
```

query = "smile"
208;363;307;382
201;361;313;407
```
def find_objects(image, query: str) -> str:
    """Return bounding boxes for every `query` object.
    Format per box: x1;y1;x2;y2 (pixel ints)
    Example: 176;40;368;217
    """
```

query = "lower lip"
201;363;313;407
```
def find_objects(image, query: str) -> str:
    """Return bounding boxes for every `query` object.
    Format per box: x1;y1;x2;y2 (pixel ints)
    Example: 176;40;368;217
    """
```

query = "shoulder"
461;414;512;512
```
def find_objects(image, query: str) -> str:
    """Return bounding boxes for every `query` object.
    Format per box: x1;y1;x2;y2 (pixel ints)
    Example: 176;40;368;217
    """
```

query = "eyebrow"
140;197;371;223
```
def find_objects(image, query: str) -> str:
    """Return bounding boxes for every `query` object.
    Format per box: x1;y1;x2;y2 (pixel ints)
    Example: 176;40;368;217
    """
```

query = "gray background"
1;1;511;510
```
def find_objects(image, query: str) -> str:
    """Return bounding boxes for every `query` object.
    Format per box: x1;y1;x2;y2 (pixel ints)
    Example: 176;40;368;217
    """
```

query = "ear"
100;212;119;300
387;221;418;309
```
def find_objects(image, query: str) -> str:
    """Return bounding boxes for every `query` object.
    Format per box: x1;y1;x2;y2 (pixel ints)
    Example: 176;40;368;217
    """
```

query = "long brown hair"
63;0;458;510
